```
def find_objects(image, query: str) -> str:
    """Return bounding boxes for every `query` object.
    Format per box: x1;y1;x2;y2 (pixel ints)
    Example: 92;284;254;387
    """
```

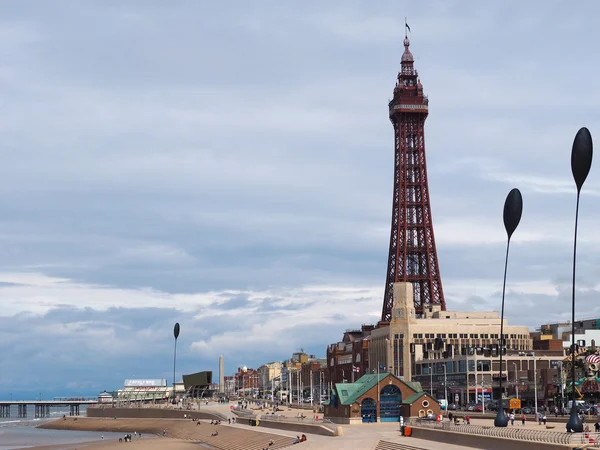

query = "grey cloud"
213;294;251;311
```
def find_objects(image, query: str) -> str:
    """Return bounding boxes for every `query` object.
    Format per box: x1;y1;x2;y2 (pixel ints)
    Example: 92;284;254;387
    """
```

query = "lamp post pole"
533;354;538;422
567;127;592;433
310;369;314;408
430;363;433;397
559;361;565;412
513;363;519;400
482;381;485;415
443;364;448;416
173;323;180;405
494;188;523;428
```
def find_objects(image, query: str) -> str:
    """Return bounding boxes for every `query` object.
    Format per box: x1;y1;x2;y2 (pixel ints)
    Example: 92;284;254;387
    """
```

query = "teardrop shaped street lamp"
494;188;523;428
173;322;181;403
566;127;593;433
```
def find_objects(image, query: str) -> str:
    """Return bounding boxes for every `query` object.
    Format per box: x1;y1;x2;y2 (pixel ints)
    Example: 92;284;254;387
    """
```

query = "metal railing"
231;406;254;417
407;418;575;445
257;413;338;433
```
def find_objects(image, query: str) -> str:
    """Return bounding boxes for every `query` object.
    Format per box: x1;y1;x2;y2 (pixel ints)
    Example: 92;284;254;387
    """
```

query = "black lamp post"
566;127;593;433
494;188;523;428
173;322;180;403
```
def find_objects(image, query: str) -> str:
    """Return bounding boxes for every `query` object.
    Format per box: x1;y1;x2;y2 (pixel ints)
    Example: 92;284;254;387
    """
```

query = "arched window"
361;398;377;423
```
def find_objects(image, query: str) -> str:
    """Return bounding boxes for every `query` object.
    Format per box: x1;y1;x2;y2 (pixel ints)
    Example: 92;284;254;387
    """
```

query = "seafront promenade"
33;400;600;450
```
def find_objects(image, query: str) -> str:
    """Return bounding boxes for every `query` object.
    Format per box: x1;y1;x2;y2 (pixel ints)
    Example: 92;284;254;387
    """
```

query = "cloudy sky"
0;0;599;398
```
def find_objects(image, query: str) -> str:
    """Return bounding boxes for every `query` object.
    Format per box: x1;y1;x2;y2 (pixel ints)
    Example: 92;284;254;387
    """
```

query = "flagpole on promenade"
377;361;380;422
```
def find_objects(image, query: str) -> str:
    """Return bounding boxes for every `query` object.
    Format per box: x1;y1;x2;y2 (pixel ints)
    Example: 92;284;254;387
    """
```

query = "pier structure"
0;398;96;418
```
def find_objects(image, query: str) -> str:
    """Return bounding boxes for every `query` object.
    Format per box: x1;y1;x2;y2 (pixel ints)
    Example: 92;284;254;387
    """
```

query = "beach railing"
257;413;338;433
407;418;578;445
232;406;255;417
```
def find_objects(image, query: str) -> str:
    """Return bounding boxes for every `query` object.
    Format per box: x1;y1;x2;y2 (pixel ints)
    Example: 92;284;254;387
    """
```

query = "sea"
0;405;123;449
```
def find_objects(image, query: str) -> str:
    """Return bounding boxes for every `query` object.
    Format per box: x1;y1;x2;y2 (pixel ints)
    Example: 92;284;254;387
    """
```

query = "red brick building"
327;325;374;385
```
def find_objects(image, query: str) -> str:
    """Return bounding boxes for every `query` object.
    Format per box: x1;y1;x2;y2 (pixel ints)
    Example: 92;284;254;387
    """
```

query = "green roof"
335;373;411;406
405;381;423;392
329;373;438;408
402;391;427;405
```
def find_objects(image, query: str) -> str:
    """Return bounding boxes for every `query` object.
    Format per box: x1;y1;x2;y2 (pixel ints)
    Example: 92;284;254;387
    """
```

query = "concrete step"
375;440;430;450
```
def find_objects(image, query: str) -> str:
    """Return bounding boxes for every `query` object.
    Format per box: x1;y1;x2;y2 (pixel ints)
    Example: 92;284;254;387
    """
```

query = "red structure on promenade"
381;33;445;321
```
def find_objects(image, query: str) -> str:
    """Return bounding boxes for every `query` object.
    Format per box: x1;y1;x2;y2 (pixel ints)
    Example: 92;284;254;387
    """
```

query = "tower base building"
368;283;533;381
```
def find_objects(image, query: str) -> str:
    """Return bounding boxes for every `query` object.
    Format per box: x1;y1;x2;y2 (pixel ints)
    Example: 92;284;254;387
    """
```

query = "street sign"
477;392;492;402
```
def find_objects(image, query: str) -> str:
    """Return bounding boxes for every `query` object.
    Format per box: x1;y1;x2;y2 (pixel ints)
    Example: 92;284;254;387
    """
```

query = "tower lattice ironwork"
381;34;445;321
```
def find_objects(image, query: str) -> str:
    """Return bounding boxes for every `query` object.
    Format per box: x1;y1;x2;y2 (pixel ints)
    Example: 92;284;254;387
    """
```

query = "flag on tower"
405;18;411;33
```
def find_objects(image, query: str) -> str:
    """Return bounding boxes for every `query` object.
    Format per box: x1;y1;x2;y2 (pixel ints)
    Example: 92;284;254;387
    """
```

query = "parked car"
447;403;458;411
521;407;533;414
474;404;483;412
465;403;476;411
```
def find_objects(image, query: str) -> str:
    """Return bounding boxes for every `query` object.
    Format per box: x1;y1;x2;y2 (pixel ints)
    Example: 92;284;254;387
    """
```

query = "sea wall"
410;427;572;450
87;407;224;421
240;417;339;437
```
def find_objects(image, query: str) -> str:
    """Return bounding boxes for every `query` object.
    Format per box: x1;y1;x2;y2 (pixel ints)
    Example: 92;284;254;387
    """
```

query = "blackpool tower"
381;33;446;321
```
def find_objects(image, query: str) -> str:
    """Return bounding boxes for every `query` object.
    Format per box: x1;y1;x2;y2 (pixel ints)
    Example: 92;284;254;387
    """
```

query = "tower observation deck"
381;34;446;321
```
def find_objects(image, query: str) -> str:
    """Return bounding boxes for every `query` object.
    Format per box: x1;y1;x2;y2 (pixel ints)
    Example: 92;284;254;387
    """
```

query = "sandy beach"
34;416;299;450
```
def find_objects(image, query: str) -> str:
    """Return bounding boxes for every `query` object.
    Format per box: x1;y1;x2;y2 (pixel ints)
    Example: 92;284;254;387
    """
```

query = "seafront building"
537;319;600;351
280;351;329;402
324;372;440;424
368;283;533;381
257;361;282;394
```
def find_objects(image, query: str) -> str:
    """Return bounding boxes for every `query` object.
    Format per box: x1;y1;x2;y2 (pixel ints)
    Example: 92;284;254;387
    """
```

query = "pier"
0;397;97;418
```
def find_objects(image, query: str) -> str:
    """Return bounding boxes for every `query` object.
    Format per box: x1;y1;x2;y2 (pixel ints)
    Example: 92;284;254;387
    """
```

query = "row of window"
412;333;529;340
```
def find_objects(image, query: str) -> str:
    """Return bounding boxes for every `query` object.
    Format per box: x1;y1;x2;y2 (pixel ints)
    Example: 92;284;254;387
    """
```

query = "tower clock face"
394;308;405;319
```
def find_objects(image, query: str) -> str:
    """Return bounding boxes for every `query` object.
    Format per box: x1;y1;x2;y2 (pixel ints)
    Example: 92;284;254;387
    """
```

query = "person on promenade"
521;412;526;426
542;414;547;425
465;415;470;425
509;412;515;426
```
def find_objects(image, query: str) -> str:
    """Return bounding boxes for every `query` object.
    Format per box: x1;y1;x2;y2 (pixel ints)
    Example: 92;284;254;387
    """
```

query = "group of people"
119;431;141;442
448;412;470;425
292;434;307;444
